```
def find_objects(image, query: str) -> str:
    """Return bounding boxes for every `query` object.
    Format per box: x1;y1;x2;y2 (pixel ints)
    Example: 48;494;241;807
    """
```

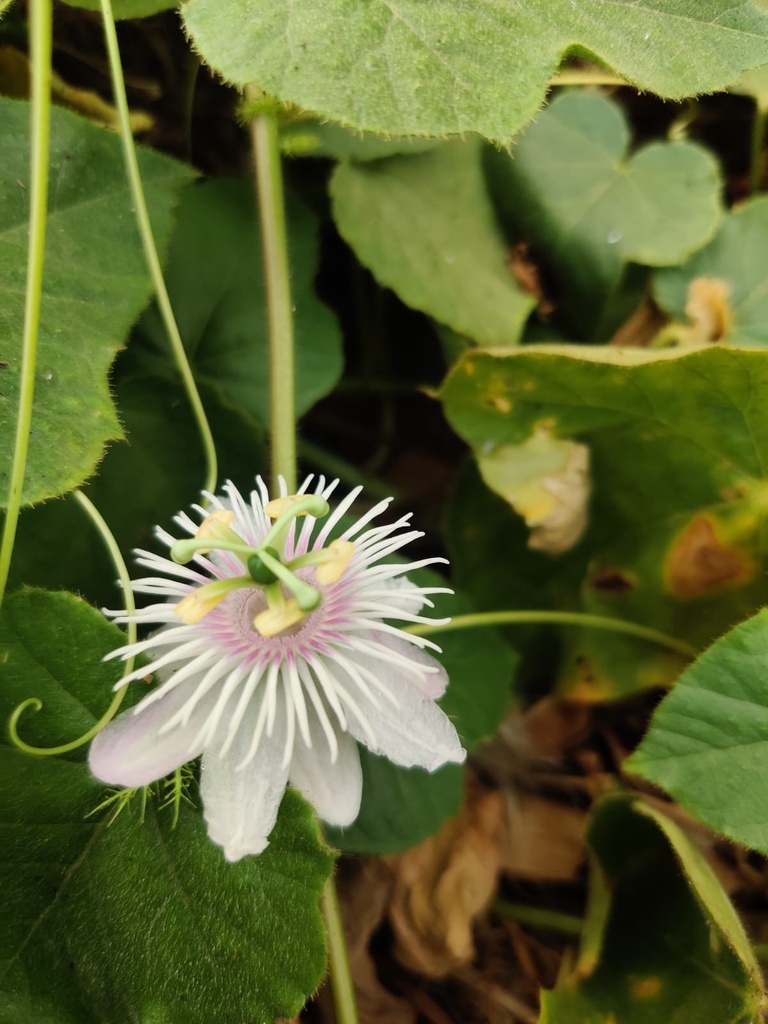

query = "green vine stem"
493;899;583;936
248;90;297;494
99;0;218;495
247;91;358;1024
750;101;767;195
0;0;53;607
321;878;360;1024
9;489;137;756
409;610;696;659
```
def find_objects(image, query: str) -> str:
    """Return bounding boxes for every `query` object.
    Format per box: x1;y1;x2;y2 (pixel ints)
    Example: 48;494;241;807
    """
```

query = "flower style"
89;476;466;861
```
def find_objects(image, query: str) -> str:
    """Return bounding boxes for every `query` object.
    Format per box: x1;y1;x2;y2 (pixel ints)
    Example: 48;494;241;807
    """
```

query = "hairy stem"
99;0;217;494
248;91;297;492
0;0;53;606
321;877;360;1024
409;610;696;659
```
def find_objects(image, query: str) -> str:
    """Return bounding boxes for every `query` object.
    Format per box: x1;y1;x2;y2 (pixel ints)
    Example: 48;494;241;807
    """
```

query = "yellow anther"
175;589;227;624
253;600;306;637
264;495;312;519
315;540;355;584
197;508;234;537
194;509;238;552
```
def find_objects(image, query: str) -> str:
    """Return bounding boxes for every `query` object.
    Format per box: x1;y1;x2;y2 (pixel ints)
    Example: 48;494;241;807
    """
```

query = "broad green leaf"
5;373;265;608
331;141;534;347
183;0;768;143
485;92;722;337
636;802;759;980
654;197;768;346
442;345;768;698
627;609;768;854
0;98;192;508
0;590;332;1024
539;795;761;1024
327;578;517;853
60;0;175;16
133;177;342;424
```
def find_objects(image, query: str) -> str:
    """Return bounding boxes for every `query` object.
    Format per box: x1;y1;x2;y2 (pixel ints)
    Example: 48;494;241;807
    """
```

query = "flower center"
171;493;354;639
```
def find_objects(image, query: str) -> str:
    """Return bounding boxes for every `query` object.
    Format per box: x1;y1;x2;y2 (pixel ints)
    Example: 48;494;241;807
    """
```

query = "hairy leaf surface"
0;99;192;508
0;591;332;1024
183;0;768;142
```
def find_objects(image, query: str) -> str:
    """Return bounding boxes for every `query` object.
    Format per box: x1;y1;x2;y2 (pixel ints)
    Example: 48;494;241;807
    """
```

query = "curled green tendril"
9;684;130;757
100;0;217;496
8;489;137;757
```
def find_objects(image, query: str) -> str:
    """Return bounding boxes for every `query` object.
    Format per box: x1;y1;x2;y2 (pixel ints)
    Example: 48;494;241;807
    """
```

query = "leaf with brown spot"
443;345;768;699
588;567;635;594
665;514;754;599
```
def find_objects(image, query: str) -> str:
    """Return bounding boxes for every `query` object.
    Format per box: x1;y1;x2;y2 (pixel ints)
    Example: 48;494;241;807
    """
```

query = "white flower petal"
374;632;450;699
92;475;465;862
339;645;465;771
201;700;290;862
89;683;216;787
289;723;362;826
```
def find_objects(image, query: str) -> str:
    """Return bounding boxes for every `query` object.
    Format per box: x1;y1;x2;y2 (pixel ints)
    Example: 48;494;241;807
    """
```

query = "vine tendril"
9;489;137;756
99;0;218;495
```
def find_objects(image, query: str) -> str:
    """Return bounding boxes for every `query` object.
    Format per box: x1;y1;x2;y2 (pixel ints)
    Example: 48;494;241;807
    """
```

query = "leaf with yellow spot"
478;429;591;556
443;344;768;699
655;197;768;347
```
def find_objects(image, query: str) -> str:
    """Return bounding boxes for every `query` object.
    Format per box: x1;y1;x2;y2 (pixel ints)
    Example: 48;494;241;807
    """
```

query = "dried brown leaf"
500;793;586;884
337;859;417;1024
389;783;506;978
